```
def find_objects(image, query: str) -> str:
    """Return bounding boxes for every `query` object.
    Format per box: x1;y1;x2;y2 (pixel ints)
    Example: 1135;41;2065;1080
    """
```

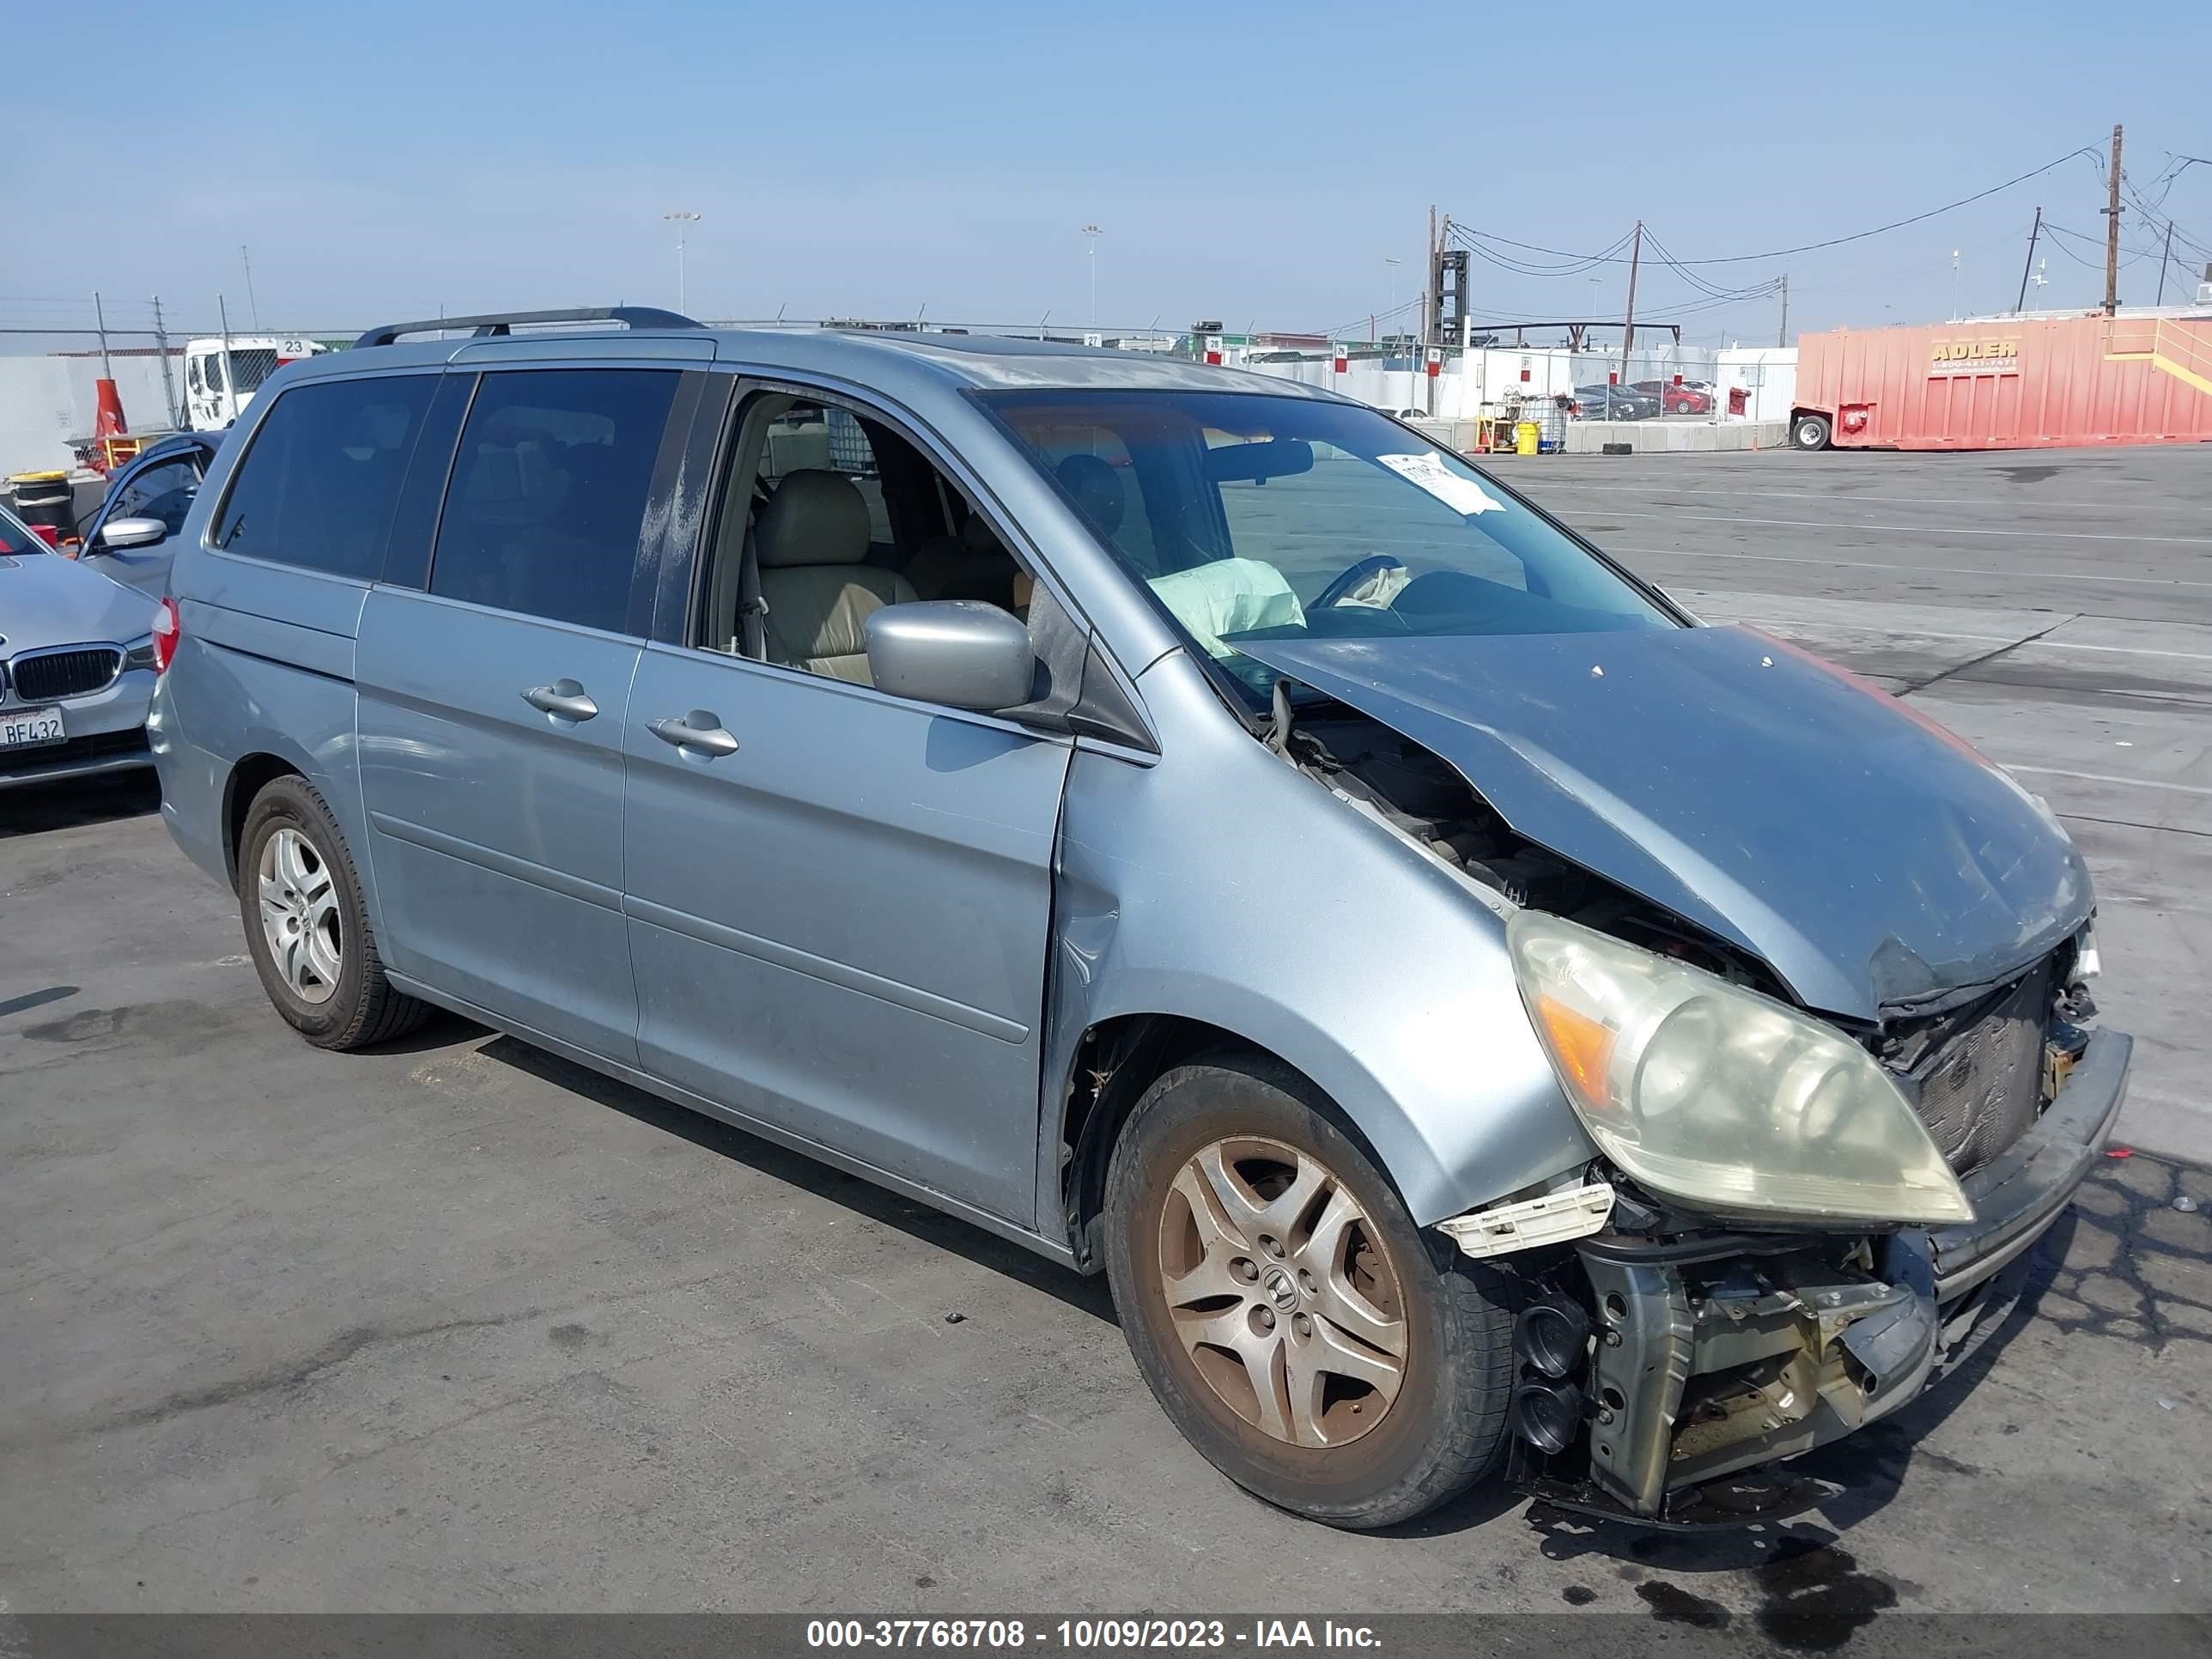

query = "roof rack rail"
353;307;702;349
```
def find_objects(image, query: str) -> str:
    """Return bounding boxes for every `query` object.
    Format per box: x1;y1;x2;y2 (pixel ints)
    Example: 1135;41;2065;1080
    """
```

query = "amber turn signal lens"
1533;994;1614;1109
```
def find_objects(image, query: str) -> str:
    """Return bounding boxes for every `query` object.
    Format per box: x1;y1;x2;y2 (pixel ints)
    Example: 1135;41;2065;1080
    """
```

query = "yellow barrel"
1515;421;1540;456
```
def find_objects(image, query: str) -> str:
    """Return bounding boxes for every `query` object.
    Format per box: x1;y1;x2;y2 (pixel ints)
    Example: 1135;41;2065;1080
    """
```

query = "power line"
1638;285;1785;322
2118;171;2212;262
1448;225;1635;278
2042;220;2158;270
1444;225;1635;273
1639;227;1778;301
1449;145;2104;268
1316;295;1423;343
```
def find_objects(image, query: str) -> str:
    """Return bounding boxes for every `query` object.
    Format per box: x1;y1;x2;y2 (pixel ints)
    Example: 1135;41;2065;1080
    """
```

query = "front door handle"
647;710;739;758
523;679;599;722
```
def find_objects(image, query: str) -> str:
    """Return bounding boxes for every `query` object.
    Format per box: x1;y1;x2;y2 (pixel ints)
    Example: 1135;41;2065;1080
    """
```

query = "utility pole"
92;291;115;383
1618;219;1643;385
240;245;261;330
152;295;178;429
1425;204;1437;345
218;294;236;424
1422;204;1437;413
1777;272;1789;348
2102;124;2124;316
2016;208;2044;313
2156;220;2176;306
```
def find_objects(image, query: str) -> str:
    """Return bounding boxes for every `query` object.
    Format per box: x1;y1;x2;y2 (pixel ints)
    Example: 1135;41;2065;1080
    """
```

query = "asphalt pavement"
2;442;2209;1630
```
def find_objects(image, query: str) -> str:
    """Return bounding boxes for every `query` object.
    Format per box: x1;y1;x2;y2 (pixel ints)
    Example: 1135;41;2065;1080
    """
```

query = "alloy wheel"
1155;1135;1407;1448
258;826;343;1005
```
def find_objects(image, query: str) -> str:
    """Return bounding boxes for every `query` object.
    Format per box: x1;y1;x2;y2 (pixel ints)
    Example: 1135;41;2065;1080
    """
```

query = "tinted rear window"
210;375;439;578
428;368;678;634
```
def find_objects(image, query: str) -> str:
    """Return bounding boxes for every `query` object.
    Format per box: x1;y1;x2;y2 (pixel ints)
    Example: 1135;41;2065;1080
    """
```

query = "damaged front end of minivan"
1235;625;2130;1525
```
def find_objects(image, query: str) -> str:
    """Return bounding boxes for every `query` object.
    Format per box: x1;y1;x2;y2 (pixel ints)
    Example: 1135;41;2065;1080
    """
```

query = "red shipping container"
1794;313;2212;450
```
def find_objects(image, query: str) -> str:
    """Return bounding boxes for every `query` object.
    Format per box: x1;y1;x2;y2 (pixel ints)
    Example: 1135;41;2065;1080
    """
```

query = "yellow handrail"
2152;319;2212;379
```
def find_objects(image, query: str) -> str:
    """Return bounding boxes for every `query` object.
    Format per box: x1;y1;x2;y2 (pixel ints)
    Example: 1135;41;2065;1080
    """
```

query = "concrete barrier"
1561;420;1786;453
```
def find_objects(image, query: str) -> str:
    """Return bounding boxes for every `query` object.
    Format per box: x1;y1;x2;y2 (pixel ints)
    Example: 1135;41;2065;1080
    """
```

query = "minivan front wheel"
1103;1056;1515;1528
236;775;428;1050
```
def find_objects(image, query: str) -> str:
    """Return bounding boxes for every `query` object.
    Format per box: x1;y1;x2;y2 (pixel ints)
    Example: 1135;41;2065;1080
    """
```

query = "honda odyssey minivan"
151;307;2126;1530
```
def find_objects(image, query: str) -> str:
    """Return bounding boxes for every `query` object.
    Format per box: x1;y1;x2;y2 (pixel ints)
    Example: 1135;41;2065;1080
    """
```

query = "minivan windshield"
979;388;1675;705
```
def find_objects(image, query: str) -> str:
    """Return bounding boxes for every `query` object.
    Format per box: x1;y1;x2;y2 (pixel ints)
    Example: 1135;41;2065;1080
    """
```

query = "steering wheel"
1311;553;1408;611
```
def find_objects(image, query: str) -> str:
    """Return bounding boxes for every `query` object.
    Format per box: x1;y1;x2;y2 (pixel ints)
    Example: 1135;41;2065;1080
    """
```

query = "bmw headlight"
1508;911;1972;1225
123;633;158;672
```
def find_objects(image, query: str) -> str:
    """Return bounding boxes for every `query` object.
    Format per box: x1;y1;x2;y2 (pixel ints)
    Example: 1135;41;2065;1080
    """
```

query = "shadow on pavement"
0;770;161;839
477;1030;1121;1327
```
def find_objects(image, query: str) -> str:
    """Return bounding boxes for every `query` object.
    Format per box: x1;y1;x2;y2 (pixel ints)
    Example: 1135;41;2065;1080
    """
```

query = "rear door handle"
523;679;599;722
647;710;739;757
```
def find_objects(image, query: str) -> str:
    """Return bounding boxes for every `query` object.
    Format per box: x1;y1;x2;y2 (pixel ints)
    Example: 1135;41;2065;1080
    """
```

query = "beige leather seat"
757;469;917;684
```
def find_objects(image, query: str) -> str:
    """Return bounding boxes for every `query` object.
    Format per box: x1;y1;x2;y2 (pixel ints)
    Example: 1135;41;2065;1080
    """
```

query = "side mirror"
865;601;1036;713
95;516;168;552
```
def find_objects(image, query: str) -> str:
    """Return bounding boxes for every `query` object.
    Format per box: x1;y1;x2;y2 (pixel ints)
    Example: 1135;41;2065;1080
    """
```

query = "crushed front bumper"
1567;1028;2130;1519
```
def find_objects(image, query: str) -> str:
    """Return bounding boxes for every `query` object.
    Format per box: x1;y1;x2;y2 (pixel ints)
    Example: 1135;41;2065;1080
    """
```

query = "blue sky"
8;0;2210;347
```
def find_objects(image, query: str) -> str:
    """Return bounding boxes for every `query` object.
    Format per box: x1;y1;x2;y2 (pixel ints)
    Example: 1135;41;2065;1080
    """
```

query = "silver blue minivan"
151;308;2127;1530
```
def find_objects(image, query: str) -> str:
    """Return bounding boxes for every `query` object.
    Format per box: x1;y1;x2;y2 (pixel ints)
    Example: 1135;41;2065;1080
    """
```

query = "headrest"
757;469;872;568
1055;453;1126;538
961;512;1006;554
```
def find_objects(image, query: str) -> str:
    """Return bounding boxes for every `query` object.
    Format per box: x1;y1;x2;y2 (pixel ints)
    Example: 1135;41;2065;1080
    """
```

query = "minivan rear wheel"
1103;1054;1515;1528
236;775;429;1050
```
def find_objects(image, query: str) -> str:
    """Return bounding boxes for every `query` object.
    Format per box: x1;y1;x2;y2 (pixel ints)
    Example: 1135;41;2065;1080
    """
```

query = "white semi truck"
183;336;329;429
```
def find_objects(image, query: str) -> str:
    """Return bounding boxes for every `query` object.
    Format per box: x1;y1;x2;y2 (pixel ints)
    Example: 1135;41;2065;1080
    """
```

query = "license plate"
0;705;66;750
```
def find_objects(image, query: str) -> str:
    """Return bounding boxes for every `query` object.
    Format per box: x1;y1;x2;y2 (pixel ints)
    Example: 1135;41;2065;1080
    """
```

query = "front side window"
428;368;678;633
979;389;1674;706
114;458;202;536
692;392;1029;688
210;374;438;577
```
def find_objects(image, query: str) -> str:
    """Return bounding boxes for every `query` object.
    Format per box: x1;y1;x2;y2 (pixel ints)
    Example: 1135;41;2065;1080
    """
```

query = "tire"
1791;411;1832;451
1103;1054;1515;1528
236;774;429;1050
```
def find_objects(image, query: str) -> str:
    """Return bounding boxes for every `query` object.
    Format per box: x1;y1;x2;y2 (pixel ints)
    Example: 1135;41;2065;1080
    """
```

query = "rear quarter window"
209;375;440;578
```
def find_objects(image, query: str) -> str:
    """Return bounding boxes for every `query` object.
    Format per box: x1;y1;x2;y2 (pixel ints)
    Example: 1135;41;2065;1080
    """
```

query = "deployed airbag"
1148;558;1306;661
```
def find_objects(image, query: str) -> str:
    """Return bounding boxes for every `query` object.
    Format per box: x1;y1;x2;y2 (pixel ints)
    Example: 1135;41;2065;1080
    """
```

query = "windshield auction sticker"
1376;452;1504;515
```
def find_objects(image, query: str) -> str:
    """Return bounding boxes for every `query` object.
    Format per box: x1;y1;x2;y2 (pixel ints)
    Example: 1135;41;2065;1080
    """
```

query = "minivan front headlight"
1507;911;1972;1225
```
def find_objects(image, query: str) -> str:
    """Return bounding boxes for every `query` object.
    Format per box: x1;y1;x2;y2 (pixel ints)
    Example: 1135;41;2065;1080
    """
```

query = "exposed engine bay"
1285;702;1790;996
1280;690;2110;1524
1283;695;2093;1135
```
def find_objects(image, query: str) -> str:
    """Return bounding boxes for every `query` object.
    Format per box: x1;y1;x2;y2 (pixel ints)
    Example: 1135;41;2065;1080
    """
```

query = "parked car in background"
153;307;2124;1533
1569;384;1648;419
73;430;222;598
1632;380;1713;415
1;500;161;787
